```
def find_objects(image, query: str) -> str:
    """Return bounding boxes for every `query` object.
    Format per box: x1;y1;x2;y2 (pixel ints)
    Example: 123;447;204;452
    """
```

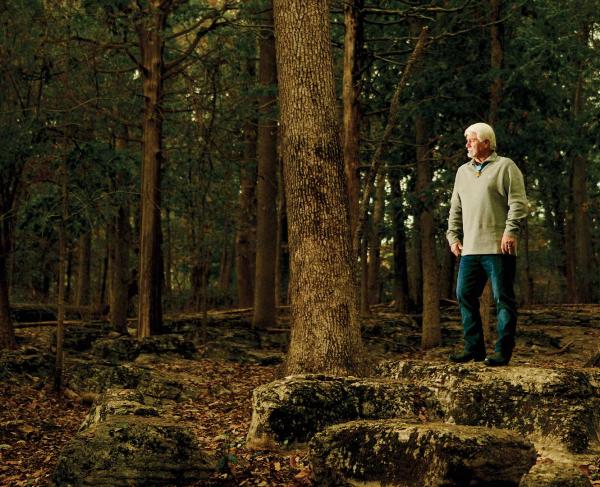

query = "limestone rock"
91;336;141;363
67;360;146;393
78;389;160;432
520;462;592;486
53;325;106;352
309;420;537;487
52;416;213;486
139;334;196;358
377;360;600;453
246;375;428;449
0;346;53;379
53;387;214;486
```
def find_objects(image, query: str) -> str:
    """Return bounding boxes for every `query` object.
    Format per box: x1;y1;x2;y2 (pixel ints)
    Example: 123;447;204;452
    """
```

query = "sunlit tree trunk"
274;0;364;376
253;0;278;329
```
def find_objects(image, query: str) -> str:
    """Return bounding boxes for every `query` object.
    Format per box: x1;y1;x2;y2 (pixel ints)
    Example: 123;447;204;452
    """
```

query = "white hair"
464;122;496;150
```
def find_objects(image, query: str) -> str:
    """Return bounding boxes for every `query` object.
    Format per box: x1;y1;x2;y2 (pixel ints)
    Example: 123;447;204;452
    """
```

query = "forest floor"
1;303;599;486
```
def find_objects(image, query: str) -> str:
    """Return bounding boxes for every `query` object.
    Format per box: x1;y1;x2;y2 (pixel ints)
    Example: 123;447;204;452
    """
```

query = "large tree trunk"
389;172;409;313
137;4;166;338
342;0;364;249
253;1;278;329
274;0;364;376
367;173;385;304
415;115;440;349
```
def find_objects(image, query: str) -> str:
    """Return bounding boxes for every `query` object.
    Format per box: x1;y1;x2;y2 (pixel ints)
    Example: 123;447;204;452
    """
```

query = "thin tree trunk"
75;233;91;310
389;172;409;313
367;173;385;304
54;161;68;392
137;4;166;338
482;0;504;330
569;30;592;303
343;0;364;248
360;229;371;316
274;0;364;376
253;1;278;329
236;94;257;308
99;236;109;308
415;115;440;349
275;154;289;308
0;252;16;350
164;207;172;302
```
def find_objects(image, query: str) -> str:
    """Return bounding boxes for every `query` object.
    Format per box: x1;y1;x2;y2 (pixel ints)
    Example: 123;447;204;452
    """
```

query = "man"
447;122;527;366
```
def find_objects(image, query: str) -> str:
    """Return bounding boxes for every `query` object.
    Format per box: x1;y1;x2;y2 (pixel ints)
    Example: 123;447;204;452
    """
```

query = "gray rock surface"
246;374;430;449
520;462;592;486
309;420;537;487
53;388;214;486
377;360;600;453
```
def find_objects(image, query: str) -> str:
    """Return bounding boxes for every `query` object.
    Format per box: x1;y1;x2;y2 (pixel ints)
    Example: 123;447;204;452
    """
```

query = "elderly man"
447;123;527;366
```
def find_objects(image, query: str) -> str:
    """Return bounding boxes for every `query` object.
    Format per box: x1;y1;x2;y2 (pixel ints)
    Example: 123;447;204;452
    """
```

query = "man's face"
465;132;490;160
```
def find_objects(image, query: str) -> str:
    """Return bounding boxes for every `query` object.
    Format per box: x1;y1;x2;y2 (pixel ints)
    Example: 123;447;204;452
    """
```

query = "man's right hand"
450;241;462;257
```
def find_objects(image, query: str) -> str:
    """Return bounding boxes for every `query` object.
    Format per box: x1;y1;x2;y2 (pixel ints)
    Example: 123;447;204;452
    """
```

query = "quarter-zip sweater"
446;152;527;255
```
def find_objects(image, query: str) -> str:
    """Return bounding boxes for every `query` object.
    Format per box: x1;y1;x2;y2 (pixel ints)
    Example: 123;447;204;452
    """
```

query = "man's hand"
450;241;462;257
501;234;517;255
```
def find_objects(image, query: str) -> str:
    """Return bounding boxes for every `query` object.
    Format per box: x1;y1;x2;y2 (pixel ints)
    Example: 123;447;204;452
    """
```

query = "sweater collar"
470;151;498;166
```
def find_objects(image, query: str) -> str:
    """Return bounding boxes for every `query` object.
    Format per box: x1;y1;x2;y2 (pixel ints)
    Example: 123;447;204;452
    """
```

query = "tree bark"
415;115;440;349
367;173;385;304
54;160;68;391
253;0;278;329
389;172;409;313
236;113;257;308
343;0;364;249
136;3;166;338
0;252;15;350
568;27;592;303
75;233;91;308
274;0;364;376
275;154;289;307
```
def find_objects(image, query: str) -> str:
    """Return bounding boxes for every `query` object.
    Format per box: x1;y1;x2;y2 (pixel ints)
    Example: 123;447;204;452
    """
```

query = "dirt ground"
1;304;599;486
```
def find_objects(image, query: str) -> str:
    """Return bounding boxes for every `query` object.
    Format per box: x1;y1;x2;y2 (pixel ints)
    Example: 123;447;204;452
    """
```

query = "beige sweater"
446;153;528;255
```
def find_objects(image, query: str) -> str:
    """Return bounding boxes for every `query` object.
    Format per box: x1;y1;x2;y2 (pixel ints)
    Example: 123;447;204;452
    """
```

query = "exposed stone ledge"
377;361;600;453
309;419;537;487
53;388;214;486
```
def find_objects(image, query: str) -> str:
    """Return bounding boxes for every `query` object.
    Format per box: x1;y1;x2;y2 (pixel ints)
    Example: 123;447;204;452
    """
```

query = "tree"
273;0;364;376
342;0;364;249
253;0;278;329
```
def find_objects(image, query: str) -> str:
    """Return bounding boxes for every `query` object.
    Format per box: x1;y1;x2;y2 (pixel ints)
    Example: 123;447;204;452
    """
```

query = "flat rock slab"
377;360;600;453
53;388;214;486
246;365;599;453
309;420;537;487
247;375;431;449
519;462;592;486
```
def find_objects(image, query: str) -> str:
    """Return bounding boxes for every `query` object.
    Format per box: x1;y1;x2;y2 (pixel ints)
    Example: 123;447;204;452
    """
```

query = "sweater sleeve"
446;170;463;245
504;161;528;236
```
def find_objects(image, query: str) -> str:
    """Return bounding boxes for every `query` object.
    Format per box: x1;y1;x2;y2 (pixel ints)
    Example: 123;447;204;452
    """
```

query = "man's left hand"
501;234;517;255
